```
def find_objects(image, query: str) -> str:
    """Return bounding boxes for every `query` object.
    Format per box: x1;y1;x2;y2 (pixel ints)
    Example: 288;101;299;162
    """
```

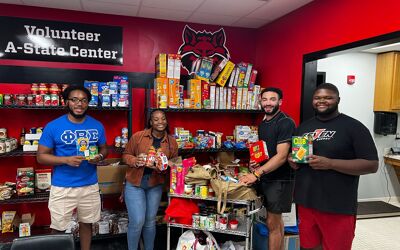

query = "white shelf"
169;217;248;237
168;193;256;205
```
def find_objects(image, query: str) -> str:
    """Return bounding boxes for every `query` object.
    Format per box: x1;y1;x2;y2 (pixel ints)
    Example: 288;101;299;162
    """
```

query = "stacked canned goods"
115;127;129;148
0;128;18;154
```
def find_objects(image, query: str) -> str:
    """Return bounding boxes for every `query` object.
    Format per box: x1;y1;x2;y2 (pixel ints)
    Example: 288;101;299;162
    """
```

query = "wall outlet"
396;132;400;139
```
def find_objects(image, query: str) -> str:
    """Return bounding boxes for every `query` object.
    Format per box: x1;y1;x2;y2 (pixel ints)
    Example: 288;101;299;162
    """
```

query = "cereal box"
292;136;313;163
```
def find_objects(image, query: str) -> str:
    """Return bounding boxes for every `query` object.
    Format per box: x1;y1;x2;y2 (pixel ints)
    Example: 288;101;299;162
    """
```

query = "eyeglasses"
68;98;89;104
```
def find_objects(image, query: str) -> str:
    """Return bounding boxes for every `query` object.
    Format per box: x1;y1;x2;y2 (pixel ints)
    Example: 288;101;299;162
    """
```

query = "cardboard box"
97;158;128;194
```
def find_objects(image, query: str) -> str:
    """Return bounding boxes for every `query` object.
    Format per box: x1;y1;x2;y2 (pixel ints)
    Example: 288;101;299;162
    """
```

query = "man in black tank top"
240;87;296;250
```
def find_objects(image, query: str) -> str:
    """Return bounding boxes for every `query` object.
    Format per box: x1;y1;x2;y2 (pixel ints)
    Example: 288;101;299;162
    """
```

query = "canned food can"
43;94;51;106
0;128;7;139
121;128;128;139
199;213;207;229
30;127;37;134
200;185;208;199
37;127;43;134
4;94;13;105
89;146;98;159
35;94;43;106
192;213;200;228
16;94;27;106
50;94;59;106
121;138;128;148
207;214;216;230
115;136;121;147
5;139;11;152
0;140;6;154
195;184;201;196
27;94;34;106
31;83;39;93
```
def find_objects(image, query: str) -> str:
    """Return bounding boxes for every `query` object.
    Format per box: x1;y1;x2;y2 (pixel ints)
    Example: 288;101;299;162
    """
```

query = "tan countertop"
384;155;400;168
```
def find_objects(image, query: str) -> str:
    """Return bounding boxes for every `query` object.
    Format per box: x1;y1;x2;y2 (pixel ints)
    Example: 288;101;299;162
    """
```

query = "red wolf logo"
178;25;230;75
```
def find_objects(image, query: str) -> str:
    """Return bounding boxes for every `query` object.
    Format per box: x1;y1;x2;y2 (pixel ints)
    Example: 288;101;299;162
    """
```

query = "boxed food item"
291;136;313;163
156;53;167;78
97;158;128;194
216;61;235;87
168;78;180;108
187;79;201;109
2;211;16;233
195;57;213;81
154;77;168;108
35;169;52;193
16;167;34;196
169;157;184;195
249;140;269;163
210;58;228;82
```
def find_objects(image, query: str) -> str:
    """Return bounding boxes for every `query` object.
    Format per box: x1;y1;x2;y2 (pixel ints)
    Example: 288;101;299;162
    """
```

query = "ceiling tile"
188;12;240;26
142;0;204;11
83;0;141;5
0;0;24;5
138;6;191;22
21;0;82;11
248;0;313;20
83;0;139;16
196;0;266;16
232;17;271;29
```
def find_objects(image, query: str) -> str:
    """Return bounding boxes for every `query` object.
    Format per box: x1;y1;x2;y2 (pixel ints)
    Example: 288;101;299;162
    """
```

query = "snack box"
249;140;269;163
292;135;313;163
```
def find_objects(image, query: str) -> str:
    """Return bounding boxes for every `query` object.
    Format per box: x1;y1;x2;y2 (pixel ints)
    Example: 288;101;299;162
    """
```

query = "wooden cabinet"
374;52;400;111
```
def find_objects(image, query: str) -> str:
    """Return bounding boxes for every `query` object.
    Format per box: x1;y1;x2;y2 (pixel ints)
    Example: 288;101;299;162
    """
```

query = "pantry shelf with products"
0;65;149;243
0;146;125;158
166;193;258;250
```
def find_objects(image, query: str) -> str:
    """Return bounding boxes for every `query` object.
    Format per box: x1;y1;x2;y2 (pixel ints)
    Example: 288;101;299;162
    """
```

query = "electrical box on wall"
374;111;398;135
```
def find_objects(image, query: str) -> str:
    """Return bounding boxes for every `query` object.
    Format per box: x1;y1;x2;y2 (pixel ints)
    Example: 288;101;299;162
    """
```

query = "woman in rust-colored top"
122;109;178;250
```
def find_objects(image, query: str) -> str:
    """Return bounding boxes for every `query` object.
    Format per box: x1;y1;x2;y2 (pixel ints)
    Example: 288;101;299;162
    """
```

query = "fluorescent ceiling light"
370;42;400;50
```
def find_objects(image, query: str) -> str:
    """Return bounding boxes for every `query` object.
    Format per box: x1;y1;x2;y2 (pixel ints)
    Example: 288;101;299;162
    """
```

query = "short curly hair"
62;85;92;102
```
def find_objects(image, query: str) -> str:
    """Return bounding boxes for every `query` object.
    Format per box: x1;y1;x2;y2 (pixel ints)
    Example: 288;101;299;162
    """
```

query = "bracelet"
253;170;261;179
98;153;104;160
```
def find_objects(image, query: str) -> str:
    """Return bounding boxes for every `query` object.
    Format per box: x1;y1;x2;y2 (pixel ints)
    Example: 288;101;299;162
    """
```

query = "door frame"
300;31;400;122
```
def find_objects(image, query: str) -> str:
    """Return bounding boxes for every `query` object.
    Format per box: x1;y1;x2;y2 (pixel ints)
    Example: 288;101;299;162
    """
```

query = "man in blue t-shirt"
37;85;108;250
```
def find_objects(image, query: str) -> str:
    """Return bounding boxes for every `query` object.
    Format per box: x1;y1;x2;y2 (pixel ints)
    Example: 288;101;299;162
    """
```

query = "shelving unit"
0;67;136;244
147;107;263;114
0;146;125;158
167;193;257;250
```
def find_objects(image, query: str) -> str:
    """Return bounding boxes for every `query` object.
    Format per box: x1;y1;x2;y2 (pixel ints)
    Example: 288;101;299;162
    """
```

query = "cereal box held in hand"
292;135;313;163
249;140;269;163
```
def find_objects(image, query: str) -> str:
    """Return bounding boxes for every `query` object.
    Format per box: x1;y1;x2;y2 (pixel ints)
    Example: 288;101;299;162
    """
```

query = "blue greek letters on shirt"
61;129;99;144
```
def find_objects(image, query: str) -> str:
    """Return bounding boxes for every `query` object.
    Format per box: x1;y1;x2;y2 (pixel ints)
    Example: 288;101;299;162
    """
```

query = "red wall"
255;0;400;124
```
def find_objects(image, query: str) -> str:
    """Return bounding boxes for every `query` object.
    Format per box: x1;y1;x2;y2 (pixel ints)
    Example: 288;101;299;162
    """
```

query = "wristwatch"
98;153;104;160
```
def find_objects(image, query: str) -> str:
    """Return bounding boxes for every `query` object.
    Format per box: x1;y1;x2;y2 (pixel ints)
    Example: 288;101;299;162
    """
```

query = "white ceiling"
0;0;314;28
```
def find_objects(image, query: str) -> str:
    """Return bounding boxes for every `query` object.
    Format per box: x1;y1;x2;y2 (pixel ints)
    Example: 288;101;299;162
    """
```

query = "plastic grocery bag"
176;230;220;250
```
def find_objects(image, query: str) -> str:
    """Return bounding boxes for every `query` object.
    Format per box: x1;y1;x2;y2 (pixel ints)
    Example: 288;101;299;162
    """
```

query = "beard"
263;104;279;116
314;103;338;115
67;106;87;119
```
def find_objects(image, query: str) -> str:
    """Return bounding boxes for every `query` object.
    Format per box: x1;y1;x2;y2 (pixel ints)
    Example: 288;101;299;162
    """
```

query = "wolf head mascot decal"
178;25;231;75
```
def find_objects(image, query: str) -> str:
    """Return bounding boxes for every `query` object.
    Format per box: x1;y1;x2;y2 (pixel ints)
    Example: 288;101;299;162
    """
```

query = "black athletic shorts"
257;180;294;214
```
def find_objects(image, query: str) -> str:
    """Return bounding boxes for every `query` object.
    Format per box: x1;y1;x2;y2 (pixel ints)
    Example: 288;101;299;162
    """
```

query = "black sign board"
0;16;123;65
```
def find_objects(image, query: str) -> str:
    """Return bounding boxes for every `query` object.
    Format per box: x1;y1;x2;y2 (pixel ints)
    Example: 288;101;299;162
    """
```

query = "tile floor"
352;200;400;250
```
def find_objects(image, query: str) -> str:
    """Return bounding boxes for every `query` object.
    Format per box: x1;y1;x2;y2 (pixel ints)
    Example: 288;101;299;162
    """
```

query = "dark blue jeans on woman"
124;175;163;250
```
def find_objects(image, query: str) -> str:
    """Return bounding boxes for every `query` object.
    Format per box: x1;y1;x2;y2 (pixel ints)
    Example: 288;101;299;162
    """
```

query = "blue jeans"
124;175;163;250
